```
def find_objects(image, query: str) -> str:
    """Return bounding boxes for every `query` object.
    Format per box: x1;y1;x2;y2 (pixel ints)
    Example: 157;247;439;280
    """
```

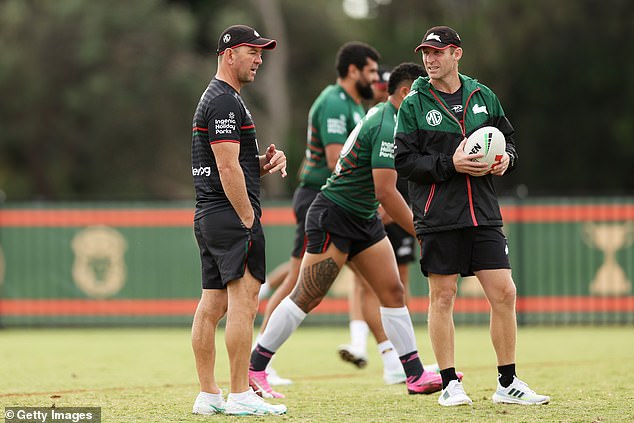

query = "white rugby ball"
464;126;506;168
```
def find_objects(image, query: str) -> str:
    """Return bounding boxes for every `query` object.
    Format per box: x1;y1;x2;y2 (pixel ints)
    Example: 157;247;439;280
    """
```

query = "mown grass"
1;326;632;422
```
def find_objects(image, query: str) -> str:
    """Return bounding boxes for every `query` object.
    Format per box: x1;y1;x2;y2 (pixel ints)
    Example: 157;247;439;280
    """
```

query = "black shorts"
419;226;510;277
194;209;266;289
385;223;415;264
305;194;386;259
290;186;320;258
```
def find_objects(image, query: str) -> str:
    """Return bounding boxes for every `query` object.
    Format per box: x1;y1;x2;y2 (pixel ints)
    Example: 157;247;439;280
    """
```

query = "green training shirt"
299;84;365;190
322;101;398;220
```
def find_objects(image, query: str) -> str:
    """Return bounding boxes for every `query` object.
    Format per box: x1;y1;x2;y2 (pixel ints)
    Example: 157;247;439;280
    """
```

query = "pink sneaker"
248;370;285;399
407;370;443;395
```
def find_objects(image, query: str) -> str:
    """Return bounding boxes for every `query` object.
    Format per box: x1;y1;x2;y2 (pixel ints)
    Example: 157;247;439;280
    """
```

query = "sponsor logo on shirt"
451;104;463;114
426;109;442;126
215;112;237;135
192;166;211;177
379;140;395;158
327;115;347;135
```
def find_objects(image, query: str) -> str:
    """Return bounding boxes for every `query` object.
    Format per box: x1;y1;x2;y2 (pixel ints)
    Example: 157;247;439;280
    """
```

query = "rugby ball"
464;126;506;168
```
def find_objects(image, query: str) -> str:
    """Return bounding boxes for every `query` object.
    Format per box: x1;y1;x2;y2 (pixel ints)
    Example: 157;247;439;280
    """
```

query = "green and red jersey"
322;101;398;220
299;84;365;190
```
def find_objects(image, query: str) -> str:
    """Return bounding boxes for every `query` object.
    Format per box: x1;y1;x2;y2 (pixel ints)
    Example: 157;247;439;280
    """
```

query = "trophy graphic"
583;223;633;296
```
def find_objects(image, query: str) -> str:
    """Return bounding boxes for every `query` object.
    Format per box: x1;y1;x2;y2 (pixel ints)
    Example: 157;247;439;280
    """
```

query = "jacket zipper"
428;87;481;226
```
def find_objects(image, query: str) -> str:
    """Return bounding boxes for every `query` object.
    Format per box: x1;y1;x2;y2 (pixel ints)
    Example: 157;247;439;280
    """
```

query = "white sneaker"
438;380;473;406
192;390;225;415
224;388;287;416
383;370;406;385
492;376;550;405
337;344;368;368
267;366;293;386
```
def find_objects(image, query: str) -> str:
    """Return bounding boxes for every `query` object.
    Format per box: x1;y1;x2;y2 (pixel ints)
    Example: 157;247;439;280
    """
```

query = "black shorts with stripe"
418;226;510;277
305;193;386;259
194;209;266;289
290;186;320;258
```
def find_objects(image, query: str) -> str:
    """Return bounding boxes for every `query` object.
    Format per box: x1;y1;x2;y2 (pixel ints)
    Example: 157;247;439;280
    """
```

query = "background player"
249;63;448;399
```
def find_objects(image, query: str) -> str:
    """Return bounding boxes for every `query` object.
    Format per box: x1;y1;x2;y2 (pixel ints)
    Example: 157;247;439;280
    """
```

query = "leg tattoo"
290;258;339;312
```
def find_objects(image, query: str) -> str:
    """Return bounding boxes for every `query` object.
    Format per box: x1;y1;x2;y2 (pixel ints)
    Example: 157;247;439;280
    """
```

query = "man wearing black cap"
190;24;287;416
395;26;550;407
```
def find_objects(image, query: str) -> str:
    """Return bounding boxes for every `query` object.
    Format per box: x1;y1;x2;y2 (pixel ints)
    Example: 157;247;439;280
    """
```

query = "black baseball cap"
414;26;461;52
216;25;277;55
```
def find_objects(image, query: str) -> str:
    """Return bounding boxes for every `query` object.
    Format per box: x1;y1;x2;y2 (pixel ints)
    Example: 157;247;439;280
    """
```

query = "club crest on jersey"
426;109;442;126
472;103;488;115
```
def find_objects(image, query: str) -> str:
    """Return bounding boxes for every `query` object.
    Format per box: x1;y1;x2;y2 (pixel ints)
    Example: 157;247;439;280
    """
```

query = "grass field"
1;326;633;422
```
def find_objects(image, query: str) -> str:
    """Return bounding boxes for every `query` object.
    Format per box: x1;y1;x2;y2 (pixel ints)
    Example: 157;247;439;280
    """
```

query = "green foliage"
0;0;208;200
0;0;633;199
0;326;632;421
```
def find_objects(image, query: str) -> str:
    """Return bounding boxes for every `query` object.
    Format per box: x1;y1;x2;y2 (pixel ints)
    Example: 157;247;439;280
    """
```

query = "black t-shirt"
438;86;464;124
191;78;261;220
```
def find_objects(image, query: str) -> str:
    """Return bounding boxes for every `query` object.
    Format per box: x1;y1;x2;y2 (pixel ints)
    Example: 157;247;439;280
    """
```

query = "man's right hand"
241;213;255;230
453;139;489;177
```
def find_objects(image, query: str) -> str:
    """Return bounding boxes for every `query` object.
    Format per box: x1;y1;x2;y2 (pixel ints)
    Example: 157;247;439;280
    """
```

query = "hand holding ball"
464;126;506;170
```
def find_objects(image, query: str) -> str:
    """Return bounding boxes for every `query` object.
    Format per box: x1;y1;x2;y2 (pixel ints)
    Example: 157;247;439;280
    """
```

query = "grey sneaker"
192;390;225;415
492;376;550;405
224;388;287;416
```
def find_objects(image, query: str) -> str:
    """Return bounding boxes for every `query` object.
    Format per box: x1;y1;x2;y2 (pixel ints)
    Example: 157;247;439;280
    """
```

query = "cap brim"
414;42;456;52
243;39;277;50
218;39;277;55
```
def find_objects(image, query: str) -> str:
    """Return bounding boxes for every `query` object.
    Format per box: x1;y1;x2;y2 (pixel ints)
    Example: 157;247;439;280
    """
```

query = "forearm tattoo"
290;257;340;312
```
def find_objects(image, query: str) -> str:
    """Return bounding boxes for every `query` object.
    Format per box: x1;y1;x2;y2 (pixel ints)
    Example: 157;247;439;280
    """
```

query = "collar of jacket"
411;73;479;98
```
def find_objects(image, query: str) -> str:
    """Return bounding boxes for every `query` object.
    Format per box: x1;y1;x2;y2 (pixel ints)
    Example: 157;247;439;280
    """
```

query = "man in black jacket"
395;25;549;407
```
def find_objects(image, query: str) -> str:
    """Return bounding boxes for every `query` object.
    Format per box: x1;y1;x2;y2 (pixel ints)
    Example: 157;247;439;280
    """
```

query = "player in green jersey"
249;64;454;398
252;42;380;392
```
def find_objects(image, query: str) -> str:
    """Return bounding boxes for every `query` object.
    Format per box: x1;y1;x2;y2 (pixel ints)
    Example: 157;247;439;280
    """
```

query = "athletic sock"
227;388;251;400
399;350;424;381
379;306;417;355
250;344;274;372
377;340;402;373
349;320;369;351
440;367;459;389
497;363;516;388
197;391;222;400
257;297;306;351
258;281;272;300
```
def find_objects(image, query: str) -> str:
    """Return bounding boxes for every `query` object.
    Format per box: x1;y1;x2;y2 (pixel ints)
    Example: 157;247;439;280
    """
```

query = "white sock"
258;297;306;352
258;281;272;300
380;306;417;356
377;340;403;373
197;390;223;400
228;388;252;400
349;320;369;351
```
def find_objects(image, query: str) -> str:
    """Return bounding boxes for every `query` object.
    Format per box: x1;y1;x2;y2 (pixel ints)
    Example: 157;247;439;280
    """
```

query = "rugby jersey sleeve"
205;94;244;145
318;94;353;147
370;109;396;170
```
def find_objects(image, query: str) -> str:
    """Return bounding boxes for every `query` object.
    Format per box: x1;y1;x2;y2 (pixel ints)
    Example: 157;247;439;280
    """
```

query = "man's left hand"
263;144;287;177
490;152;510;176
